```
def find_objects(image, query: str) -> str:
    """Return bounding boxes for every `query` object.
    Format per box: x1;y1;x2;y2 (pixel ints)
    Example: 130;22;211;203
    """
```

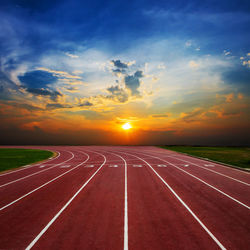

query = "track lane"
0;149;73;186
0;150;91;210
146;147;250;181
118;147;250;207
0;150;106;249
25;150;125;250
0;146;249;249
107;150;222;250
117;148;250;249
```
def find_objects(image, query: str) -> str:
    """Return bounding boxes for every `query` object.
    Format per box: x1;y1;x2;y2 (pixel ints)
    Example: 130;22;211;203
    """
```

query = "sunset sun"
122;123;132;130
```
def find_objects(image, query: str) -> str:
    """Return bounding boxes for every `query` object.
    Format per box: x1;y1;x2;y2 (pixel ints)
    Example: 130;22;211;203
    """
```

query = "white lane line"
140;149;250;175
109;165;119;168
0;151;75;188
133;164;143;168
60;165;71;168
84;165;95;168
102;151;128;250
123;151;250;210
121;151;226;250
25;153;106;250
164;155;250;186
0;152;90;211
0;151;61;177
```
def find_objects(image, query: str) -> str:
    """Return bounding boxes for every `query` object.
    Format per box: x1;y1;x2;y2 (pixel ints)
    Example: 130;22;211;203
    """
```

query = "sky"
0;0;250;145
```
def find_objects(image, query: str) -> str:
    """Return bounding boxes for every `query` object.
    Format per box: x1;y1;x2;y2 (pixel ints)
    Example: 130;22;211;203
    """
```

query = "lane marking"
0;151;61;177
0;152;90;211
109;165;119;168
0;152;75;188
25;153;106;250
84;165;95;168
133;164;143;168
124;151;250;210
140;149;250;175
164;155;250;186
157;164;167;167
120;151;226;250
103;151;128;250
39;165;46;168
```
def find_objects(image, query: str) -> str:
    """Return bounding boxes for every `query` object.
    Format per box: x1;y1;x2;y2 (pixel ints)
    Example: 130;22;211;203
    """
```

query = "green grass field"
0;148;54;172
159;146;250;169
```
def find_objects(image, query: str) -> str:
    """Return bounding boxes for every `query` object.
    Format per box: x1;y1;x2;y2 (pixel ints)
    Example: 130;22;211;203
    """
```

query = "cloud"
79;101;93;107
222;66;250;92
151;114;169;118
189;60;199;69
46;103;71;109
180;108;204;123
65;86;79;92
111;60;128;69
242;60;250;68
25;88;62;101
124;70;144;95
106;85;129;103
18;70;58;89
64;52;79;58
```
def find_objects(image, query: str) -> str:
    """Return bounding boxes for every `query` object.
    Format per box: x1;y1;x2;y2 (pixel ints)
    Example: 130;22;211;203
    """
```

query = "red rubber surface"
0;146;249;249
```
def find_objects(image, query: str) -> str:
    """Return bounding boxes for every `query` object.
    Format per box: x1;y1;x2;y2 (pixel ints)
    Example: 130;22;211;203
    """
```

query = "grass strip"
0;148;54;172
159;146;250;169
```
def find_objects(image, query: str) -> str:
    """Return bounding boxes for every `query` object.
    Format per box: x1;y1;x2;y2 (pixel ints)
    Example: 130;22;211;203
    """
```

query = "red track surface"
0;146;249;249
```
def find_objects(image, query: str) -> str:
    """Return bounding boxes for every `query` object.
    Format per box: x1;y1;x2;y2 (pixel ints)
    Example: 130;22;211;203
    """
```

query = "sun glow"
122;122;132;130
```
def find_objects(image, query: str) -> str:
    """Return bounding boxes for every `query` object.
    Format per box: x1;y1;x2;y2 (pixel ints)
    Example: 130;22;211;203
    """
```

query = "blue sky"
0;0;250;145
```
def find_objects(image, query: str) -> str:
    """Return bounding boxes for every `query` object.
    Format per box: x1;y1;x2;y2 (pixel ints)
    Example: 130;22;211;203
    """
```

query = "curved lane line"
0;151;90;211
164;154;250;186
0;151;75;188
117;150;226;250
0;151;61;177
118;150;250;210
25;152;107;250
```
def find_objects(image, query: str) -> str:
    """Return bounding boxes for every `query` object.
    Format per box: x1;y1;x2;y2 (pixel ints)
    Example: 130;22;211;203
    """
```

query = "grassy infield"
0;148;53;172
0;146;249;173
159;146;250;169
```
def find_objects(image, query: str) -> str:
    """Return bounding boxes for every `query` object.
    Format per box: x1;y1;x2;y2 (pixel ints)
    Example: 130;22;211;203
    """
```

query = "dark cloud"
152;114;169;118
124;70;143;95
111;60;128;69
79;101;93;107
46;103;71;109
112;68;126;75
106;85;129;103
18;70;58;89
25;87;62;101
0;71;19;100
181;109;204;123
222;66;250;93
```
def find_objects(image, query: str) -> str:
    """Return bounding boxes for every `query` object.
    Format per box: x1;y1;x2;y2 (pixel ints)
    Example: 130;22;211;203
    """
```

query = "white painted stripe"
165;155;250;186
126;151;250;210
84;165;95;168
141;149;250;175
122;151;226;250
39;165;46;168
133;164;143;167
0;152;75;188
105;151;128;250
25;153;106;250
109;165;119;168
0;151;61;177
0;153;90;211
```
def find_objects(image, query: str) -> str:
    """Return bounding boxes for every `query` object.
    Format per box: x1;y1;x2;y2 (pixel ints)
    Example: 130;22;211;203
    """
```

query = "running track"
0;146;249;249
